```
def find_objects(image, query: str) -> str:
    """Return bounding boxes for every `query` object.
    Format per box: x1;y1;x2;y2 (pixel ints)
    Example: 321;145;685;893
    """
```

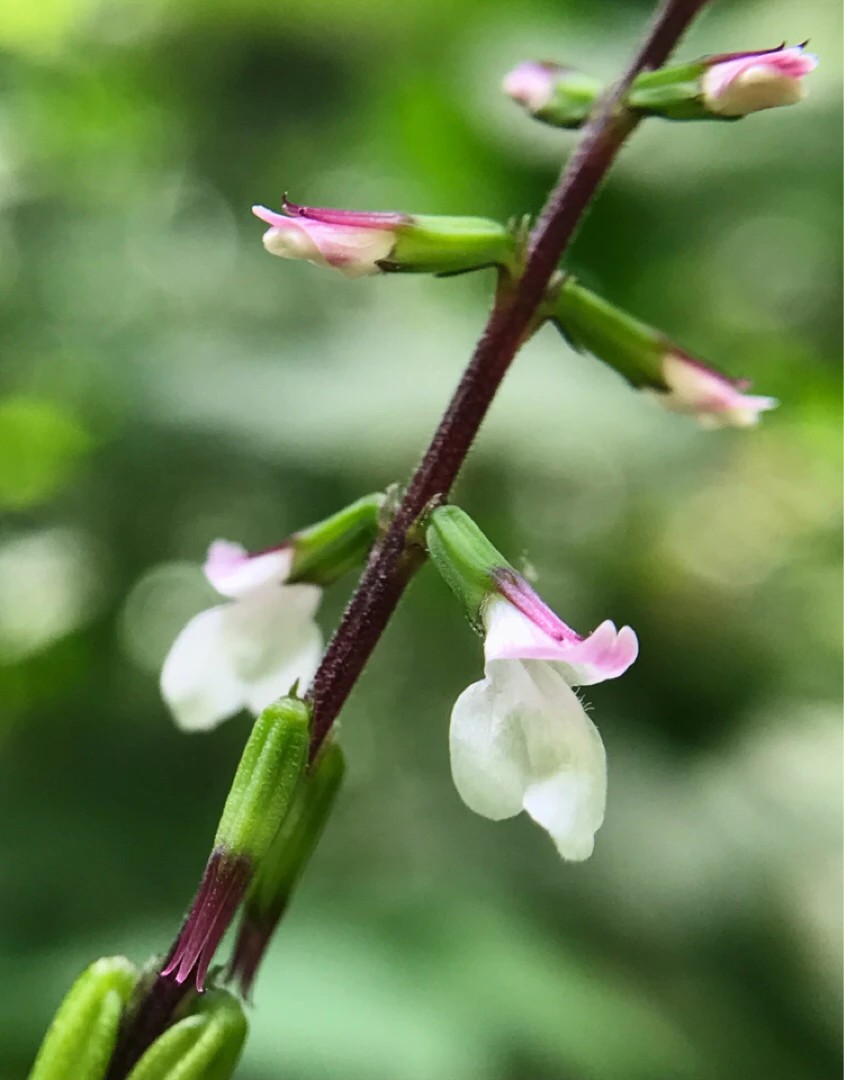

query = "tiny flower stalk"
228;740;346;999
161;698;310;991
253;197;517;277
28;957;139;1080
124;990;247;1080
548;275;777;428
426;505;637;859
504;44;817;126
161;494;383;732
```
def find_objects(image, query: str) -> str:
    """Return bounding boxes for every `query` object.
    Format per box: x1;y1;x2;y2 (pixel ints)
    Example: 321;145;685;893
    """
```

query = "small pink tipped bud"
502;61;563;112
253;197;515;277
702;44;818;117
252;203;398;278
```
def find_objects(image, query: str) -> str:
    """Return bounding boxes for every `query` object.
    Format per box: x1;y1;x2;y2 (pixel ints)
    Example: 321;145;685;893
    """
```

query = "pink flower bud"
252;198;403;277
658;353;778;429
702;44;818;117
502;61;563;113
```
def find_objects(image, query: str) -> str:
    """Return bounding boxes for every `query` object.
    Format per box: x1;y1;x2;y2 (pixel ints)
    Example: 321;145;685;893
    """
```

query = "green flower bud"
28;957;138;1080
162;698;311;990
214;697;311;859
125;990;247;1080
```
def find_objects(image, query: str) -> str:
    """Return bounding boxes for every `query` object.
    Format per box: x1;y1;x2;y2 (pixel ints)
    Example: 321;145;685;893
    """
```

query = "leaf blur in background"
0;0;841;1077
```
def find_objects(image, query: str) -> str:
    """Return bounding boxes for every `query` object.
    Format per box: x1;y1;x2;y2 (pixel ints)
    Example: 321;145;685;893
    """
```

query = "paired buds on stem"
505;43;817;127
27;957;247;1080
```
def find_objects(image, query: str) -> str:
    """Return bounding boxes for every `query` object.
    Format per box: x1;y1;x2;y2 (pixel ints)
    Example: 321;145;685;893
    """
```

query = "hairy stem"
309;0;711;756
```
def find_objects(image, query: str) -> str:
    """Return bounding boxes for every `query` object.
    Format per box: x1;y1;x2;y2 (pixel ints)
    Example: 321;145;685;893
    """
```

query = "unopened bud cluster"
504;44;817;127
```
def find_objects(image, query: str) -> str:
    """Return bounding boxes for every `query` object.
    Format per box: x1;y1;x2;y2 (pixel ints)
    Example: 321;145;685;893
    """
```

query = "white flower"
160;540;322;732
449;594;637;860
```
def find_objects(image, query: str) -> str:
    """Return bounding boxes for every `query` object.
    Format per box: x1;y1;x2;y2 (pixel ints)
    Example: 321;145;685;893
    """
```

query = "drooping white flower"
160;540;322;732
449;592;638;860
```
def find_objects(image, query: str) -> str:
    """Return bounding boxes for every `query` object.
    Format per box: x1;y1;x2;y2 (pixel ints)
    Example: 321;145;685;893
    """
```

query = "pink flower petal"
502;61;562;111
659;353;778;428
483;595;638;686
281;196;408;230
204;540;292;598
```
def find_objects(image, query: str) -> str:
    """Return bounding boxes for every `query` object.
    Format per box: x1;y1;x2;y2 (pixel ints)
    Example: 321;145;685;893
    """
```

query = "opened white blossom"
450;590;638;860
160;541;322;732
655;352;778;429
702;44;817;117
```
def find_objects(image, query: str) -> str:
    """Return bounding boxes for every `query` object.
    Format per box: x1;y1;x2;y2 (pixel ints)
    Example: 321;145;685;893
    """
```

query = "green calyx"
627;61;709;120
214;697;311;860
516;59;714;128
425;505;512;629
385;216;517;276
27;957;139;1080
548;276;669;390
289;492;385;587
125;990;247;1080
248;740;345;920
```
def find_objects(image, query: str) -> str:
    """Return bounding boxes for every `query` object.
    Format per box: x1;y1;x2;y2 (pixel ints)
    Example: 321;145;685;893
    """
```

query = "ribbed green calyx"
27;957;139;1080
516;60;712;128
388;216;516;275
550;276;668;389
289;492;384;586
124;990;247;1080
249;740;345;918
425;505;512;629
214;698;311;860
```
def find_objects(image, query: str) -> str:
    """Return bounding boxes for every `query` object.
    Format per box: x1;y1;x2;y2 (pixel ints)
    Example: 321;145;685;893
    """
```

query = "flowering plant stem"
106;0;709;1071
308;0;710;758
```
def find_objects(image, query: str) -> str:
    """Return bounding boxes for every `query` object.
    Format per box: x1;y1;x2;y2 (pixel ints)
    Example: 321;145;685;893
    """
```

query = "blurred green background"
0;0;841;1076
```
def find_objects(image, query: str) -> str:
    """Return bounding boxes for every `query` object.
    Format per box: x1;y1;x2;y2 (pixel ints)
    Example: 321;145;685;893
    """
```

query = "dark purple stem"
309;0;711;756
